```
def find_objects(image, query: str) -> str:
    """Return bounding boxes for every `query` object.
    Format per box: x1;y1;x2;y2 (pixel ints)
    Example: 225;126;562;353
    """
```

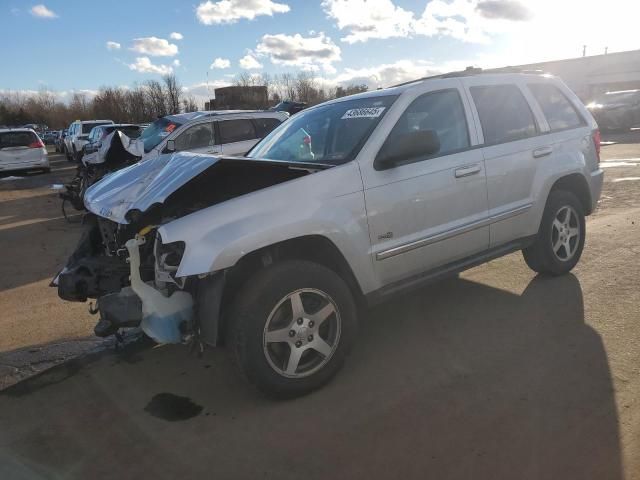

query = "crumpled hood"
84;152;220;224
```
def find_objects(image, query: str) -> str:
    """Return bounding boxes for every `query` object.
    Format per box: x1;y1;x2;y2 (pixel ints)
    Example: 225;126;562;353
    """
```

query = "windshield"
248;95;397;165
139;117;183;153
82;122;111;134
0;131;38;149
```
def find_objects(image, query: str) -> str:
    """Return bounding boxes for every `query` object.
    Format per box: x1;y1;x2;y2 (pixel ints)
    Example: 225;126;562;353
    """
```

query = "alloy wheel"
262;288;341;378
551;205;581;261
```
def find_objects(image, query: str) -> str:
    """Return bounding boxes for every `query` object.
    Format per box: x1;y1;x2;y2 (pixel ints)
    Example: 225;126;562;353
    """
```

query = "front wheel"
226;260;358;398
523;190;586;275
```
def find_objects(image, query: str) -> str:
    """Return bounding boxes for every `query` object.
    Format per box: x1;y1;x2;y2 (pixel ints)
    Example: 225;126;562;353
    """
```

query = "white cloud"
130;37;179;57
173;59;181;67
255;32;341;72
322;0;531;44
239;53;263;70
321;0;414;44
106;41;121;51
210;57;231;69
331;60;440;89
128;57;173;75
476;0;532;20
169;32;184;40
196;0;290;25
30;4;57;18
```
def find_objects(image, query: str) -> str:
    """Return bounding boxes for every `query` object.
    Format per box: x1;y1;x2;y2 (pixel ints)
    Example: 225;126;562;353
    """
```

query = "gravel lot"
0;136;639;479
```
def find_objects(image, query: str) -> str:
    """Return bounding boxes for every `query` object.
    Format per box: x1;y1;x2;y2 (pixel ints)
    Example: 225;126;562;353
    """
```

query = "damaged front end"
55;215;193;343
53;151;323;346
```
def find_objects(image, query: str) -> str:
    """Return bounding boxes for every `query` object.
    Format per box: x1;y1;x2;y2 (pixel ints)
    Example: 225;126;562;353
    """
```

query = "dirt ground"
0;137;639;479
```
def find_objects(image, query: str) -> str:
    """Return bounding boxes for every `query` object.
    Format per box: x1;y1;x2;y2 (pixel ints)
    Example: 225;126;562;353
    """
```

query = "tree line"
0;72;369;130
0;75;198;130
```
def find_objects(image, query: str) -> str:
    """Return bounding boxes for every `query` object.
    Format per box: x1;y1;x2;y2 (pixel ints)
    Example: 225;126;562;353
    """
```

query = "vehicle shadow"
0;274;623;480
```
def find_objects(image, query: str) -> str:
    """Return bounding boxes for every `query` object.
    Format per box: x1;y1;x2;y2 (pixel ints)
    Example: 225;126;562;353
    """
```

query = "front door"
360;85;490;288
173;121;219;155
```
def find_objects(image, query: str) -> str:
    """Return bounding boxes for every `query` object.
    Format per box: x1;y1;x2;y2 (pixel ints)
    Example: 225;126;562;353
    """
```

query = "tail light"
592;129;601;164
28;139;45;148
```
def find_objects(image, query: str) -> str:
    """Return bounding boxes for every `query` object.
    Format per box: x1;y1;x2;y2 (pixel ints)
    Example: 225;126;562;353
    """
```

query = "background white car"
0;128;49;174
138;110;289;161
64;119;114;162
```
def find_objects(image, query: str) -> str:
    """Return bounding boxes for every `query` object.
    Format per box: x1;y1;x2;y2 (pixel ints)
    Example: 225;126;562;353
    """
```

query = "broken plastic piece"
126;236;193;344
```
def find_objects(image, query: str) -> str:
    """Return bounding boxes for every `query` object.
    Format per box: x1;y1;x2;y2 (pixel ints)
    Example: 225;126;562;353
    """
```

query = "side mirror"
375;129;440;170
165;139;176;153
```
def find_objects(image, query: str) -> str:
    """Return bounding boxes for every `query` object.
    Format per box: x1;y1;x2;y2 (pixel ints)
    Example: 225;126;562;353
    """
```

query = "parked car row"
52;71;604;398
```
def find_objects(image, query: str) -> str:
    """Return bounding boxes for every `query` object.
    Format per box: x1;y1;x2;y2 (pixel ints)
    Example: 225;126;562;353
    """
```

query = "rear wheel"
226;260;357;398
523;190;586;275
65;145;73;162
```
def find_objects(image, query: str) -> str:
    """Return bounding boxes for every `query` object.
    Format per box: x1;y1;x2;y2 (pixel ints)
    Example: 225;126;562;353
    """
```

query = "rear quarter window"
528;83;586;131
470;84;537;145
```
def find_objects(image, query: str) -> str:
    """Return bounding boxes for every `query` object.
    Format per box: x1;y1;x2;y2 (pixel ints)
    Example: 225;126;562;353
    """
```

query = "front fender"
157;162;379;294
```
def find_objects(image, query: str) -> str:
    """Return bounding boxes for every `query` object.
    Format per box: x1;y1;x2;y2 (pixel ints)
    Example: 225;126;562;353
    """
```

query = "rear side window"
253;117;282;137
219;119;257;144
528;83;585;131
0;131;38;149
471;85;537;145
381;89;470;160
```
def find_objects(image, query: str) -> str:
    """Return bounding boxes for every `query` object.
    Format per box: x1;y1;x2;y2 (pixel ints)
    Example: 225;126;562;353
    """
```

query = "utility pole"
605;46;608;55
583;45;587;57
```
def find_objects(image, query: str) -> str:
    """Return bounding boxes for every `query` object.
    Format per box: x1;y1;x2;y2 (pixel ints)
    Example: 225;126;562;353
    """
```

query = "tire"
523;190;586;276
65;146;73;162
226;260;357;398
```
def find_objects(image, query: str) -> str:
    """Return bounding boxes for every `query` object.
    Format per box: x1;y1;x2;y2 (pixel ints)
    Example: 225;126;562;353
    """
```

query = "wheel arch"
549;173;593;215
202;235;366;346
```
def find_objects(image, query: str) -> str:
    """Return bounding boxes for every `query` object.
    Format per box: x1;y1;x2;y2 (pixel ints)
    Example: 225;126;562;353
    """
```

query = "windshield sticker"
341;107;386;120
165;124;177;133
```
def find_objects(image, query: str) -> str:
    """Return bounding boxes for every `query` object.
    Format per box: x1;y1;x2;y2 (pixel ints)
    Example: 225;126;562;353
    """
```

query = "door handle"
454;164;481;178
533;146;553;158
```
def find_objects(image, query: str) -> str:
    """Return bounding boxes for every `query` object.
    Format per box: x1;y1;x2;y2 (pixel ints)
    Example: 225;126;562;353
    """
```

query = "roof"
74;119;114;124
0;128;36;133
165;110;285;123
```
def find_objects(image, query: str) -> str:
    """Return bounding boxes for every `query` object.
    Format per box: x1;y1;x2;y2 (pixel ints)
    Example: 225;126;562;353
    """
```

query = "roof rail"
390;65;547;88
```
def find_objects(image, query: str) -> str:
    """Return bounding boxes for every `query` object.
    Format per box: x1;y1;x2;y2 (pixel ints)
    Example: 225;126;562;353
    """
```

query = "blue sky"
2;0;639;101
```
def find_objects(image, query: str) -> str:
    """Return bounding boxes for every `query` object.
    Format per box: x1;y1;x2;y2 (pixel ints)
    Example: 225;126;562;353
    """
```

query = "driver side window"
174;122;215;151
379;89;470;164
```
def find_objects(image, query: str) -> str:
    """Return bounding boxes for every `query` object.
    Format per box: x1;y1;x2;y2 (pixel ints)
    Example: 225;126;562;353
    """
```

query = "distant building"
205;86;268;110
507;49;640;101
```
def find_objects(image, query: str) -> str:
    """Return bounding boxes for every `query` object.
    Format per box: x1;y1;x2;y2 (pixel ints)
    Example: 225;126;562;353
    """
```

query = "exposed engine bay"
54;153;326;345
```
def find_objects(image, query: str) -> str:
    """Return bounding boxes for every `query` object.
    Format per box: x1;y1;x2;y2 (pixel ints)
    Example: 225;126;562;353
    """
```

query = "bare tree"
145;80;168;118
182;95;199;113
163;74;182;114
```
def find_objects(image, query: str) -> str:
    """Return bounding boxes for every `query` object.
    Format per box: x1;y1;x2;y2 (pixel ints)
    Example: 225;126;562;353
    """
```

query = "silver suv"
57;71;603;397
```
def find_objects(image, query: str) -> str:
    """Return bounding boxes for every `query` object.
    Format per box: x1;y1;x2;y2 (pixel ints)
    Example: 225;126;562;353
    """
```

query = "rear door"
217;118;260;155
462;77;547;247
0;131;42;169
